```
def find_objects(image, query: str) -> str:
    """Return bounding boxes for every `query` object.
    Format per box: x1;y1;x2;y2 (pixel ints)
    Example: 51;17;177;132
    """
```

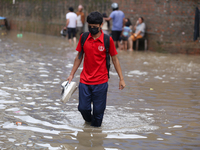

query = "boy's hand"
119;79;126;90
66;74;74;83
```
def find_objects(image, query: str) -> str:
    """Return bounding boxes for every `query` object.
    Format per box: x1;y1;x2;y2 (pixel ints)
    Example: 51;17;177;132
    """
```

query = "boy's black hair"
87;11;103;25
69;7;74;12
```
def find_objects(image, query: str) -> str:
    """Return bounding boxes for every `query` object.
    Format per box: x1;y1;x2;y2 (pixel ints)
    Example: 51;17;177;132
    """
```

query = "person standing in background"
76;5;85;37
104;2;125;49
66;7;77;44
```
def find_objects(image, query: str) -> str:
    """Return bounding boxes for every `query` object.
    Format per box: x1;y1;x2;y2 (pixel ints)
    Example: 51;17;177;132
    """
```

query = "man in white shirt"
66;7;77;44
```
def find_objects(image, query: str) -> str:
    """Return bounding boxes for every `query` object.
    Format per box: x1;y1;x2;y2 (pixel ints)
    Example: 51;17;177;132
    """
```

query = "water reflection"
0;31;200;149
75;128;106;150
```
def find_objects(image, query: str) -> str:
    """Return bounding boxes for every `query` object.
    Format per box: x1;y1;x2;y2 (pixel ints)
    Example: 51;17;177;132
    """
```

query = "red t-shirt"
76;31;118;85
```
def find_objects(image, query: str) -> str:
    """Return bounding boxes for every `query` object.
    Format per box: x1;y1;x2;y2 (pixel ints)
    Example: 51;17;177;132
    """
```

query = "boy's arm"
104;17;112;21
111;55;126;90
67;52;83;83
81;13;85;24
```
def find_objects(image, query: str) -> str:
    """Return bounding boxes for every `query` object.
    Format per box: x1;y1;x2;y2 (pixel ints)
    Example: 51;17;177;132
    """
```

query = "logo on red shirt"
98;46;105;51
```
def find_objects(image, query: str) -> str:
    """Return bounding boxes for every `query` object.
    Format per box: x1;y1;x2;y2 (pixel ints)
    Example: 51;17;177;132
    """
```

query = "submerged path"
0;31;200;150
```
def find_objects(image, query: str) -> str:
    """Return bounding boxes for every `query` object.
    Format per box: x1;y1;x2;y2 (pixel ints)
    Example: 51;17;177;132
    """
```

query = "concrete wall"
0;0;200;54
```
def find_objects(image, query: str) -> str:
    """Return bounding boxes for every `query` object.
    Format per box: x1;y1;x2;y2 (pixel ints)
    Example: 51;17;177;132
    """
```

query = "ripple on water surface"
0;31;200;149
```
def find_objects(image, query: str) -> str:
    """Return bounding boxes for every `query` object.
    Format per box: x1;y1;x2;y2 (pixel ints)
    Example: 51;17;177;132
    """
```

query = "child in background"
125;18;132;30
121;21;132;50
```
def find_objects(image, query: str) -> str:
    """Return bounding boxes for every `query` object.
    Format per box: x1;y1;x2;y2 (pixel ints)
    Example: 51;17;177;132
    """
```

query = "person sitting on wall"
128;17;145;51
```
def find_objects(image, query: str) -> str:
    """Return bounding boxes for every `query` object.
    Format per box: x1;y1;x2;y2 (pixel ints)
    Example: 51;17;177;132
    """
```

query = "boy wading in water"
67;11;125;127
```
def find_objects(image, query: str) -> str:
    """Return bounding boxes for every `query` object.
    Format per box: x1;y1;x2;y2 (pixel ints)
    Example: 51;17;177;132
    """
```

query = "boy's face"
88;23;103;29
88;23;103;35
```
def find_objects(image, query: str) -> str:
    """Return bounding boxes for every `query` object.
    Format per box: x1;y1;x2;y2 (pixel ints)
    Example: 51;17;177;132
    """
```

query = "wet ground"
0;31;200;150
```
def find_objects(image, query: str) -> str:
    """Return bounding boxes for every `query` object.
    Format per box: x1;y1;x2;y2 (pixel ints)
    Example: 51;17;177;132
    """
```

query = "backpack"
78;32;111;78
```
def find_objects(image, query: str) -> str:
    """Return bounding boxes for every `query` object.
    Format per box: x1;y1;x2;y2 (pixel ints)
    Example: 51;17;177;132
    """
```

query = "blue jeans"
78;82;108;127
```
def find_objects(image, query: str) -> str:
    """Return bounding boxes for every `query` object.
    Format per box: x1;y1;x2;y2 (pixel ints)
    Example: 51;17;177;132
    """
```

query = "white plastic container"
61;81;77;103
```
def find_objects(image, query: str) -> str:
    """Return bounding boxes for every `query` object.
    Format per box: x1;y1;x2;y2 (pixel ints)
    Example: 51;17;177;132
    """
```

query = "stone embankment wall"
0;0;200;54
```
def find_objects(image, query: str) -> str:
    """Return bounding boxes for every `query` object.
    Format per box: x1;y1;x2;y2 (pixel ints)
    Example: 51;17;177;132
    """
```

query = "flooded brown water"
0;31;200;150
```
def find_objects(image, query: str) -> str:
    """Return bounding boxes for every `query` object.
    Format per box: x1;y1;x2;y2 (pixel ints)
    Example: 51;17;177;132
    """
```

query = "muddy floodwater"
0;31;200;150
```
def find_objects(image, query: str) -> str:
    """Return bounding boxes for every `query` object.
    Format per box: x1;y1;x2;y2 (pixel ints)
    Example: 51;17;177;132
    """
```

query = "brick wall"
0;0;200;54
115;0;200;54
0;0;112;35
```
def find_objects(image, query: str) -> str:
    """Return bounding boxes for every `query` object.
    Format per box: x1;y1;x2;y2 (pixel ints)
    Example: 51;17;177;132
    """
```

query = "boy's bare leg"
117;41;121;50
128;37;133;51
114;41;117;49
68;39;72;44
121;41;124;50
73;37;76;44
125;41;128;50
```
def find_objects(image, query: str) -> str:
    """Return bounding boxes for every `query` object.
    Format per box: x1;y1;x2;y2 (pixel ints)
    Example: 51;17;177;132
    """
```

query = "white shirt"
135;22;146;37
77;15;83;27
66;12;77;28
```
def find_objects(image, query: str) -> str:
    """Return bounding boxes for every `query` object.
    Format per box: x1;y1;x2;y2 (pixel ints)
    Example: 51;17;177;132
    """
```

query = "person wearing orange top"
76;5;85;36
